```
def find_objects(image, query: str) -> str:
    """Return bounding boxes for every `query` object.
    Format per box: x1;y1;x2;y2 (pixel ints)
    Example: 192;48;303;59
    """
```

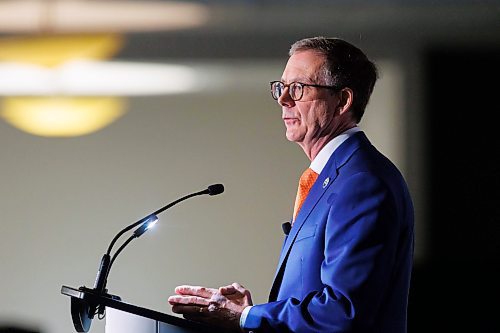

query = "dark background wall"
409;46;499;332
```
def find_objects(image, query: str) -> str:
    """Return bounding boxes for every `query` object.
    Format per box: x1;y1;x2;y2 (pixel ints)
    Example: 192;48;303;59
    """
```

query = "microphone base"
64;286;121;332
70;295;92;333
79;285;122;301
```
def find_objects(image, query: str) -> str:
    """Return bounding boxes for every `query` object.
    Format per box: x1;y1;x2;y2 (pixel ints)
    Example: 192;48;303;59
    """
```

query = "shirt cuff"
239;305;253;332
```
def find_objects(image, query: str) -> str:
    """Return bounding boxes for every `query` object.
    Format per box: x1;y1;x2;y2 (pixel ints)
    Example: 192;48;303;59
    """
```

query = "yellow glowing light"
1;97;126;137
0;34;123;67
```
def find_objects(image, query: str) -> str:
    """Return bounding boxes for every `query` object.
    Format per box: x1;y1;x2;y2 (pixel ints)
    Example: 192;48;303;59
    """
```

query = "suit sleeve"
243;172;401;332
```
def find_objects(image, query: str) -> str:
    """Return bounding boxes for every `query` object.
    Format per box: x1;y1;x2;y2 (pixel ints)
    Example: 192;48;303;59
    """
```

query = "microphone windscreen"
207;184;224;196
282;222;291;235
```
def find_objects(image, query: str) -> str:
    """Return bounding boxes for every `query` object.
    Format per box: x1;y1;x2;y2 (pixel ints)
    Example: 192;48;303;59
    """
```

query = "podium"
61;286;222;333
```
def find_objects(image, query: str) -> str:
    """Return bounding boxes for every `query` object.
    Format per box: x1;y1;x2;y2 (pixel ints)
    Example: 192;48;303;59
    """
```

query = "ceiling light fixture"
0;0;210;33
0;61;200;96
0;0;210;137
1;96;126;137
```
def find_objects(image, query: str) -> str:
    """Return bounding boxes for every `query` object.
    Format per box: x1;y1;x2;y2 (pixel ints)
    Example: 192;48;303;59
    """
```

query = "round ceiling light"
1;96;126;137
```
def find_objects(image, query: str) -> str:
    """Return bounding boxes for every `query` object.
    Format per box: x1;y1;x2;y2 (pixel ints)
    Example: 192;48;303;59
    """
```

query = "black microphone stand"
62;184;224;332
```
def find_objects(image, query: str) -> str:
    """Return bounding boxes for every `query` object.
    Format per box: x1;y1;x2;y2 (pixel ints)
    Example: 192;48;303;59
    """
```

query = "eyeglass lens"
272;82;302;100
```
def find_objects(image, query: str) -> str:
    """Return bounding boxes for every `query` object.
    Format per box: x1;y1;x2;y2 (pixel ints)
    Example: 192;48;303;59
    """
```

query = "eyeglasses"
269;81;340;101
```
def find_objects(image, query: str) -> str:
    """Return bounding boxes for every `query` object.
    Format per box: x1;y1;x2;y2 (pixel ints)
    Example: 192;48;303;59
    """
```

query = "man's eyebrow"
281;76;316;84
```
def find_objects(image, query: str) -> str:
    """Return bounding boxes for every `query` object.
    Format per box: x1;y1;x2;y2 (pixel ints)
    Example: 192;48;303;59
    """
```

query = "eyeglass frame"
269;80;341;101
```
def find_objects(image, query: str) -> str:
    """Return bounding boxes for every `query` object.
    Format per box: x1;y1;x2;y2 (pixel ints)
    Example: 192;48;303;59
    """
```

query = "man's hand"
168;283;253;332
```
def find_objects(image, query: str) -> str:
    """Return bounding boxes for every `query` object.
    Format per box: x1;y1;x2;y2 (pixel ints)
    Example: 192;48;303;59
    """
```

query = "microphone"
282;221;291;235
207;183;224;196
70;184;224;332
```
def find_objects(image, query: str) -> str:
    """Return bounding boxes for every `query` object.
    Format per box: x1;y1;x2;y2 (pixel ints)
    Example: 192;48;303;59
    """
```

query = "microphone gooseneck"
90;184;224;317
105;184;224;257
66;183;224;332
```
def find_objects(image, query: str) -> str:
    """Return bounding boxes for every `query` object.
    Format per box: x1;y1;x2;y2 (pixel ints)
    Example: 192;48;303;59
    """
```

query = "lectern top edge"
61;285;222;333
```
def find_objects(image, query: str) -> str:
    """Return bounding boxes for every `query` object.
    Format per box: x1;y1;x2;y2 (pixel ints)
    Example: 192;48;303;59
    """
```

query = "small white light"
133;215;159;237
146;218;158;230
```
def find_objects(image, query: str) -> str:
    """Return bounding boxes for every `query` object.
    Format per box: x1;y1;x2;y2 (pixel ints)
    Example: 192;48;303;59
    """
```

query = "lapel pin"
323;177;330;188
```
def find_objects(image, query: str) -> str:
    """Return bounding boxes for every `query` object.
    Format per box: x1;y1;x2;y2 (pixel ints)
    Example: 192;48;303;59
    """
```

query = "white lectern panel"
106;307;201;333
106;307;157;333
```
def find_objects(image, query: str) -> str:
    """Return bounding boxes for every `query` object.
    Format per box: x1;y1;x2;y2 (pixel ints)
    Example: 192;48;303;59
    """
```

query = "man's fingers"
174;285;217;298
219;282;250;301
230;282;247;294
171;304;208;315
219;285;237;295
220;282;245;295
168;295;211;306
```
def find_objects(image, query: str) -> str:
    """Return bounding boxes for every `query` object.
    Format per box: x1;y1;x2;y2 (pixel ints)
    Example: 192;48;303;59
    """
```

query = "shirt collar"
310;126;361;174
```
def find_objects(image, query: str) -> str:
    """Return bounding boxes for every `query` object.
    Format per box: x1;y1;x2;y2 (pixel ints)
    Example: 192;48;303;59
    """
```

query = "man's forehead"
282;50;324;82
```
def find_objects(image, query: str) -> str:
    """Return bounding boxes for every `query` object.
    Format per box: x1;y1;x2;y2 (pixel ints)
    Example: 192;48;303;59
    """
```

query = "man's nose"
278;87;295;107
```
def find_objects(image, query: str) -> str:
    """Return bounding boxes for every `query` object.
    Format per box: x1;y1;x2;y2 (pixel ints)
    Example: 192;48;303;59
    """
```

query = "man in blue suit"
168;37;414;333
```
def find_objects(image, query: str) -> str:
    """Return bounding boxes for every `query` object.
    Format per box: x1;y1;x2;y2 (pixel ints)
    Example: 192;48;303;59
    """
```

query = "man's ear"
337;88;354;115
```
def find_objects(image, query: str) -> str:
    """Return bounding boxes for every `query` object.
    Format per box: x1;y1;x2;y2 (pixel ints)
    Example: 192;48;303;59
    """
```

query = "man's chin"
285;131;303;143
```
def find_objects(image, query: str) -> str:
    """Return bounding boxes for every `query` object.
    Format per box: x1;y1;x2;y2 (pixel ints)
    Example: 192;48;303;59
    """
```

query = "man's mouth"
283;117;299;125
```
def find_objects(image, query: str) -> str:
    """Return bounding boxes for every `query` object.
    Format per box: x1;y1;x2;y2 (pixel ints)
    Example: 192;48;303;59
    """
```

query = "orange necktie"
292;167;318;222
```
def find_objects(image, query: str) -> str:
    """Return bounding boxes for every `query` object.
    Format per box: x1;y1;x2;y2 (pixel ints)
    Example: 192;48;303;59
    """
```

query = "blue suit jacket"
244;132;414;332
